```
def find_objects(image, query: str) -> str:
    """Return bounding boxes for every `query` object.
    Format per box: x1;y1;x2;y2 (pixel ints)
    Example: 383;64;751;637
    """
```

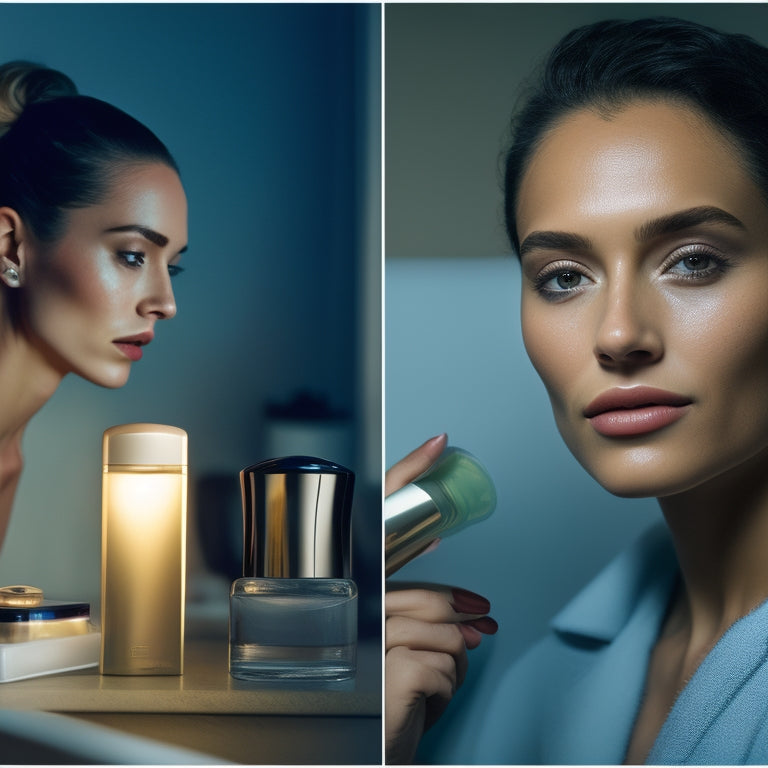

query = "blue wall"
385;258;660;760
0;4;380;607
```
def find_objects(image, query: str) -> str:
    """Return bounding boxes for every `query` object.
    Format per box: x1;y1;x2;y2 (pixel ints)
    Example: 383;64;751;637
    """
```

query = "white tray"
0;631;100;683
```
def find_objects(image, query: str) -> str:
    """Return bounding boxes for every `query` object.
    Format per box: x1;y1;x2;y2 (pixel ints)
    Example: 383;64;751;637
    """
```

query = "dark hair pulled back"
503;17;768;254
0;61;178;242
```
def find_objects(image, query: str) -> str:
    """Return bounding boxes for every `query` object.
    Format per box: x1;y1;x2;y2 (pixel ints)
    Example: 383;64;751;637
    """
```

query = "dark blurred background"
0;3;382;638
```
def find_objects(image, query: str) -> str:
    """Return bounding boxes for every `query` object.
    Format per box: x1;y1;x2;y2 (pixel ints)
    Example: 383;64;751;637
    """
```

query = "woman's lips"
114;342;144;361
584;387;693;438
113;332;153;362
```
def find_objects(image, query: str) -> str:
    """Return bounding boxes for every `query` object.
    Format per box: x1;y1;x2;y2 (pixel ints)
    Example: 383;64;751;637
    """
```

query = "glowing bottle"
100;423;187;675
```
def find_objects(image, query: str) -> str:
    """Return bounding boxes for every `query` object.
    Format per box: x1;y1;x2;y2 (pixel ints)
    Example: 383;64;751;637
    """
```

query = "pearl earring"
2;266;19;286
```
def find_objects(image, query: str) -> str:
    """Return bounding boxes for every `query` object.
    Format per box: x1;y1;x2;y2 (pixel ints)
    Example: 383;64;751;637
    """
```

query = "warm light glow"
105;469;185;527
101;465;186;675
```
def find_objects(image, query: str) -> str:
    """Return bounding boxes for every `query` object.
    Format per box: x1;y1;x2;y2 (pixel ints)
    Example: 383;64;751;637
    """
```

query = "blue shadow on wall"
0;4;381;635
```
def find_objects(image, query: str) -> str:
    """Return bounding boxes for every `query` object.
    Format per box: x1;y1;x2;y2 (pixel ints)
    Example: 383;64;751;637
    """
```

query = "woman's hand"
385;435;498;763
384;433;448;497
385;584;498;763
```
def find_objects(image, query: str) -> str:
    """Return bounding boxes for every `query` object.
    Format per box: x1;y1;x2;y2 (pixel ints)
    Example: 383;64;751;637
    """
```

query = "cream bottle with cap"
385;446;497;576
100;423;187;675
229;456;356;681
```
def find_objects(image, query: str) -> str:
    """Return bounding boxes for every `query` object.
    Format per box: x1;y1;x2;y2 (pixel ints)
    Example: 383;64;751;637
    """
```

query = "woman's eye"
683;254;710;270
671;254;712;273
168;264;184;278
118;251;145;268
534;267;590;299
664;249;730;281
553;271;583;290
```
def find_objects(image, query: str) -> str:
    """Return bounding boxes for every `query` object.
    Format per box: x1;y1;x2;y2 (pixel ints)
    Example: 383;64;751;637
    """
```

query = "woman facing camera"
386;17;768;764
0;62;187;549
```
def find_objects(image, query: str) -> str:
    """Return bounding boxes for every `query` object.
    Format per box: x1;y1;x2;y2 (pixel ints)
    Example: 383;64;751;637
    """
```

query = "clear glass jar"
229;577;357;681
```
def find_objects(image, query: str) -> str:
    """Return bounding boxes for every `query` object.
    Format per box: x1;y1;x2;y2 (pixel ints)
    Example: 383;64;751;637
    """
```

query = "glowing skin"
385;100;768;766
0;161;187;550
516;101;768;499
17;163;188;389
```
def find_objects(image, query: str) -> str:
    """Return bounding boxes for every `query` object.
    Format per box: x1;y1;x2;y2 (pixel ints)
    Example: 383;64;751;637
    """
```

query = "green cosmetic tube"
385;447;497;576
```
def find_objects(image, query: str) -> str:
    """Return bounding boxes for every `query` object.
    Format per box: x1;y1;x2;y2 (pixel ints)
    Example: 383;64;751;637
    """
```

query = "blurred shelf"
0;638;380;715
0;638;382;764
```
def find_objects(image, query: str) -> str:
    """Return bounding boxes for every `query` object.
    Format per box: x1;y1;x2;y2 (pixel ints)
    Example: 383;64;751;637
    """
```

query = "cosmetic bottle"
0;598;90;643
100;424;187;675
385;446;497;576
0;591;101;682
229;456;356;681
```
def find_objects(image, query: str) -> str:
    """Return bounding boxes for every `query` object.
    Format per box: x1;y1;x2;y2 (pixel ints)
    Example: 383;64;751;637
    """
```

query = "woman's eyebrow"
519;231;593;259
105;224;168;246
634;206;746;242
519;206;746;260
105;223;188;254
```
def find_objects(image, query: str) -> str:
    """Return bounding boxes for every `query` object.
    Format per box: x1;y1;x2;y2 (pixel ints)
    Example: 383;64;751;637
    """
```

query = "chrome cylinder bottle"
229;456;356;681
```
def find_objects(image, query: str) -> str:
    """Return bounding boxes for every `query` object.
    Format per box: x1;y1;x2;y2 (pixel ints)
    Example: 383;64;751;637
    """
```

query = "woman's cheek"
522;302;584;406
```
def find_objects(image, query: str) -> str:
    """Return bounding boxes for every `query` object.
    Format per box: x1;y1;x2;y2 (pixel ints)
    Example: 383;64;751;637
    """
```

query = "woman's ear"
0;207;26;288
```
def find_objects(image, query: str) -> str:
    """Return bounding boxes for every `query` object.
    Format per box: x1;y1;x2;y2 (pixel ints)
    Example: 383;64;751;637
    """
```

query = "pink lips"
113;332;153;362
584;386;692;438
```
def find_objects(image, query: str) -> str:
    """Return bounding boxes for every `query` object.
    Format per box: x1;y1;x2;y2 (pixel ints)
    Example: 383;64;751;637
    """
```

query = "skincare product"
100;423;187;675
229;456;356;681
0;585;43;608
0;599;91;643
0;588;100;683
385;446;497;576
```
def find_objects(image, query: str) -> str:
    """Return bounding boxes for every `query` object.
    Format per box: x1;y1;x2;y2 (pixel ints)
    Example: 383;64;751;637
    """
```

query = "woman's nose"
593;284;662;368
137;271;177;320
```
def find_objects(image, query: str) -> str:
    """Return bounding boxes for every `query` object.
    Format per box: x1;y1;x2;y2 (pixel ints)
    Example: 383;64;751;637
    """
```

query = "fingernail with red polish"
419;538;441;557
462;616;499;635
458;622;483;649
451;587;491;615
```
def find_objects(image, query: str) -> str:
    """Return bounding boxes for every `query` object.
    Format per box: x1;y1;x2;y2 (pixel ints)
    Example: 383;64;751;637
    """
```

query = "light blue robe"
421;524;768;764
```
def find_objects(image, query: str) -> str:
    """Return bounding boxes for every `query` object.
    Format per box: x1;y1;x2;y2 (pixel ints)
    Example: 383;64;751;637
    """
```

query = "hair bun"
0;60;77;136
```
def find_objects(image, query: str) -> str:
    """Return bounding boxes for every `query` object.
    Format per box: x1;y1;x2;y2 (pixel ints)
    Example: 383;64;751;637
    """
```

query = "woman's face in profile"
516;100;768;499
19;163;187;388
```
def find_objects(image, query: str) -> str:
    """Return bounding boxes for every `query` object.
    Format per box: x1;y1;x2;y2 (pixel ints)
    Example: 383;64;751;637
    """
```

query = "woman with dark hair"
386;17;768;764
0;61;187;549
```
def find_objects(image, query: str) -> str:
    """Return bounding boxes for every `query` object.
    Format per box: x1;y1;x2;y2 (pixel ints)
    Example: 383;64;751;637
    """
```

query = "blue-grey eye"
680;254;711;271
556;271;582;289
118;251;145;268
665;248;729;281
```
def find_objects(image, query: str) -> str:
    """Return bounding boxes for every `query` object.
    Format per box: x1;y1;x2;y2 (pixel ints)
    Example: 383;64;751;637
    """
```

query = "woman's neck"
0;314;64;442
0;310;65;549
659;447;768;652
